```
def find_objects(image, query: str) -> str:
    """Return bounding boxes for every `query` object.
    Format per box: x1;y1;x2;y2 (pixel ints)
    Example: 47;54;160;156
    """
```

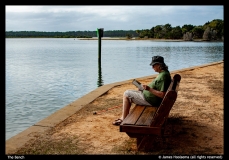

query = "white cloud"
5;5;224;32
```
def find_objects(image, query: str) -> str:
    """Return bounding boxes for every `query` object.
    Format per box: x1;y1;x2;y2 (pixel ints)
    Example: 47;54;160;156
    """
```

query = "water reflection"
97;62;103;87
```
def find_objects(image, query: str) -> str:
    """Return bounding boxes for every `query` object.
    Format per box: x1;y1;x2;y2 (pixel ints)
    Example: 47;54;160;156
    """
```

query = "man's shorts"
124;89;152;106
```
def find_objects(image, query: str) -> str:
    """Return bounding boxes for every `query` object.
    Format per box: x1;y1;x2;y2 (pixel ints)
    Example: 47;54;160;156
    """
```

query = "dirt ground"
14;62;224;155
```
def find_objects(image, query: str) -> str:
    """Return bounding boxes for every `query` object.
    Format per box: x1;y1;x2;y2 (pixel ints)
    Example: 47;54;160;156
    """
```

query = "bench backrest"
150;74;181;127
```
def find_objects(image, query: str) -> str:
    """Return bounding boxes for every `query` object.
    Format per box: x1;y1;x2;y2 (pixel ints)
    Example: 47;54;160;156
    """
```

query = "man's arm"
142;85;166;98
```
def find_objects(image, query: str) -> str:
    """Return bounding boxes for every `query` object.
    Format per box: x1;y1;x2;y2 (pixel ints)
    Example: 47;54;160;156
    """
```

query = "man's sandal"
112;118;123;126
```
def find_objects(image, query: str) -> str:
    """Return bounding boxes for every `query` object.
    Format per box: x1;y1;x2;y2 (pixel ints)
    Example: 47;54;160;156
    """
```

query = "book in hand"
132;79;144;91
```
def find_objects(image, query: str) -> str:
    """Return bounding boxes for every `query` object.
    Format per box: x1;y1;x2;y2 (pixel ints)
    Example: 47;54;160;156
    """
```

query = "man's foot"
112;118;123;126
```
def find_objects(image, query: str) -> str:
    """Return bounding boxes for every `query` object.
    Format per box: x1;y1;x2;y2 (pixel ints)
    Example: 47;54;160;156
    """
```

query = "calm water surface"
5;38;224;140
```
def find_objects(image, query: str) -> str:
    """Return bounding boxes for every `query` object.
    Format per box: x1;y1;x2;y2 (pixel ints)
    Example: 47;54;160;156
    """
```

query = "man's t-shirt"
143;70;171;106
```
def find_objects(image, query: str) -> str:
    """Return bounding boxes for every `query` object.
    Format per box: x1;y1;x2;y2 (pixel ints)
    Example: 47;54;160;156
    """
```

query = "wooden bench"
119;74;181;151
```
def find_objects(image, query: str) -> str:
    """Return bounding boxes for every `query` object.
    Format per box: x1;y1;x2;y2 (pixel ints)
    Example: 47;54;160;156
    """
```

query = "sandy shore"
9;61;224;155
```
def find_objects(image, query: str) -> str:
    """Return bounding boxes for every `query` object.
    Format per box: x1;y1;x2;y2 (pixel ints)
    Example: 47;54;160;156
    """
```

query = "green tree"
126;33;132;39
154;25;163;38
192;26;204;39
162;23;172;39
208;19;224;40
181;24;195;35
170;26;182;39
149;27;155;38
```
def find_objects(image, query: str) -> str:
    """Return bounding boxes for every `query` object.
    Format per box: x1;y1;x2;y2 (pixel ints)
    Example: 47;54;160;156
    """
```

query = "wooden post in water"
97;28;103;65
97;28;104;87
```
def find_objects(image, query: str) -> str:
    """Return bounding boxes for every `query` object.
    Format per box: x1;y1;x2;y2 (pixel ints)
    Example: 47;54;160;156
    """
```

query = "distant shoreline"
6;37;223;42
78;37;223;42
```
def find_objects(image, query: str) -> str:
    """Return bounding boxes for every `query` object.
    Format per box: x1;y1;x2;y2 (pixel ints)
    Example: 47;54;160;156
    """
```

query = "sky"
5;5;224;32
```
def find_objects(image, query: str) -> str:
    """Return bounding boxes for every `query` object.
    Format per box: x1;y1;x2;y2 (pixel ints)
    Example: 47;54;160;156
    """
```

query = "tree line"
135;19;223;41
5;30;139;38
6;19;223;41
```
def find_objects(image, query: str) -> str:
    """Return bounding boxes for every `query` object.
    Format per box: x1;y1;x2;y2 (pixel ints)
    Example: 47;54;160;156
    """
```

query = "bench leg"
137;137;143;147
137;135;156;151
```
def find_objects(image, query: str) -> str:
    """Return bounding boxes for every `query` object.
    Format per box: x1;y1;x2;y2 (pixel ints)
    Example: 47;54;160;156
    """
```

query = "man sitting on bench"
112;56;171;126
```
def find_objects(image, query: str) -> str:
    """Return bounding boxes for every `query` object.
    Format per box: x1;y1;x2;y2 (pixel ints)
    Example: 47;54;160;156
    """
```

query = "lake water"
5;38;224;140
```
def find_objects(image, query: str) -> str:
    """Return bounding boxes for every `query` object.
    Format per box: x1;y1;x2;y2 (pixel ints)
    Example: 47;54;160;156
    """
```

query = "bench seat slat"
122;105;145;125
136;107;157;126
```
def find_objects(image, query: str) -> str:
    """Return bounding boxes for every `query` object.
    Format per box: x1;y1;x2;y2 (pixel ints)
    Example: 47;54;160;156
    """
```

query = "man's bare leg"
112;92;132;125
120;94;132;120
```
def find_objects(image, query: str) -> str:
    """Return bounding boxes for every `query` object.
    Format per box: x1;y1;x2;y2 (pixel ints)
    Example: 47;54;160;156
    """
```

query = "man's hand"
142;85;150;91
